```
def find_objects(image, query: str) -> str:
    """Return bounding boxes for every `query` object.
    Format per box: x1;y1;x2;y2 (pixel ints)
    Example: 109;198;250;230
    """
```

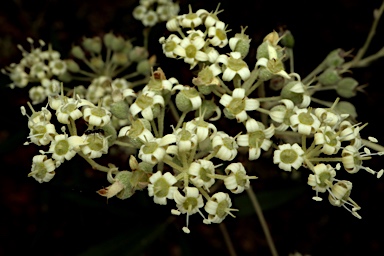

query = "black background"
1;0;384;255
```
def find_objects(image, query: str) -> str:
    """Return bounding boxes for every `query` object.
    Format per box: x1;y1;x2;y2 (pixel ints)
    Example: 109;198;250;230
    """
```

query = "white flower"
29;86;46;105
273;143;304;172
307;163;336;201
224;163;256;194
148;171;178;205
208;21;228;48
56;97;92;124
204;192;237;224
174;126;198;152
81;132;109;159
133;5;147;20
49;59;67;75
83;106;112;127
42;78;60;96
28;155;56;183
139;134;177;164
159;34;183;58
118;119;154;145
290;108;320;135
219;88;259;122
188;160;215;191
185;117;217;142
130;91;165;121
173;36;208;69
314;126;341;155
217;52;250;81
48;134;84;164
341;145;383;177
212;131;238;161
328;180;361;219
237;119;274;160
179;7;202;28
173;187;205;233
27;121;56;146
142;10;158;27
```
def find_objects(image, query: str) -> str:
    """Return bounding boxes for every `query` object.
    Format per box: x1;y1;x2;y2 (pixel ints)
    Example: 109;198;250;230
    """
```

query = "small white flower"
142;10;158;27
130;91;165;121
160;34;183;58
133;5;147;20
341;145;382;176
273;143;304;172
119;119;154;145
237;119;274;160
29;86;46;105
314;126;341;155
139;134;177;164
224;163;257;194
173;36;208;69
49;59;67;75
204;192;237;224
173;187;205;233
28;121;56;146
28;155;56;183
185;117;217;142
208;21;228;48
217;52;250;81
148;171;178;205
290;108;320;135
328;180;361;219
179;7;202;28
83;106;112;127
219;88;259;123
307;163;336;201
212;131;238;161
42;78;60;96
48;134;84;163
174;126;198;152
188;160;215;191
56;97;92;124
81;132;109;159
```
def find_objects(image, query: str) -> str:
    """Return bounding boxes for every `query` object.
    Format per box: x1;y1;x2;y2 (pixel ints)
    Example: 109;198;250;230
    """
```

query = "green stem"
344;0;384;70
246;187;279;256
175;111;187;130
78;151;110;172
242;68;259;92
362;138;384;152
219;223;238;256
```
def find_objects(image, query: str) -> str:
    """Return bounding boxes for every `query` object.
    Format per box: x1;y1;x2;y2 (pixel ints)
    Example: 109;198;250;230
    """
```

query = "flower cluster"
133;0;180;27
5;1;384;237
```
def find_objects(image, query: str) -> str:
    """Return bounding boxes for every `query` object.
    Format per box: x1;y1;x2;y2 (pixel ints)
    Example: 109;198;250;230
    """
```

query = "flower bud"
90;56;104;70
136;59;151;76
280;30;295;48
129;46;148;62
82;37;102;54
229;27;251;59
104;118;118;135
281;81;305;105
325;49;345;68
336;77;358;98
318;67;342;86
71;46;85;59
110;100;130;119
65;59;80;73
175;88;202;112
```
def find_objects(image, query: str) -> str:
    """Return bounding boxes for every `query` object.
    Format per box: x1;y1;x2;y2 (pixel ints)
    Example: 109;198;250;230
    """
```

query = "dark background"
1;0;384;255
